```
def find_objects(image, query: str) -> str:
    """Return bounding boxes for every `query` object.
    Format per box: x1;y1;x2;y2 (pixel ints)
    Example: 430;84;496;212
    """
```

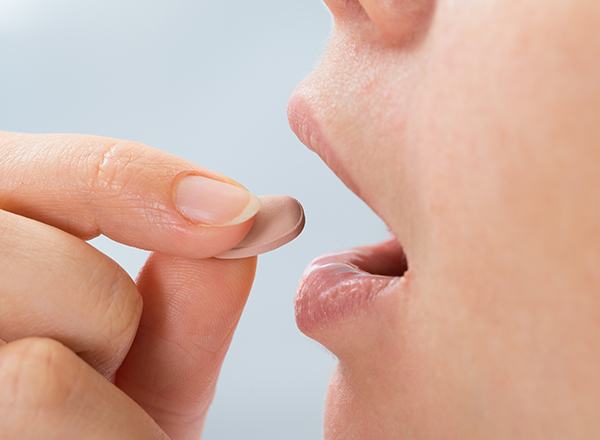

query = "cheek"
405;2;600;408
410;0;600;275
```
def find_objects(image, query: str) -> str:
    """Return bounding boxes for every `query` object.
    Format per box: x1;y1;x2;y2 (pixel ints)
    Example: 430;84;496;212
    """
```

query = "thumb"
115;252;256;440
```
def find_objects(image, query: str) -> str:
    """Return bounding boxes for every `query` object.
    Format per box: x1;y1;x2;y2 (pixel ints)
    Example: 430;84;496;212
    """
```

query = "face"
289;1;600;438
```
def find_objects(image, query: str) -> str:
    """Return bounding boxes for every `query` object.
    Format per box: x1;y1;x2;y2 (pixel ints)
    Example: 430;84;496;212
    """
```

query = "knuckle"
89;139;142;196
0;338;78;410
103;264;143;344
85;261;142;374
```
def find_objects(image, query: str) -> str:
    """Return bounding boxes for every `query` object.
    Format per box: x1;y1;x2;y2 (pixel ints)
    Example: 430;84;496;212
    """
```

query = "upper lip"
287;94;320;155
287;94;362;199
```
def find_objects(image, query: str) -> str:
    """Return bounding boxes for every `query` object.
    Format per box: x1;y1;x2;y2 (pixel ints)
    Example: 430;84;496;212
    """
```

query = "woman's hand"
0;131;259;439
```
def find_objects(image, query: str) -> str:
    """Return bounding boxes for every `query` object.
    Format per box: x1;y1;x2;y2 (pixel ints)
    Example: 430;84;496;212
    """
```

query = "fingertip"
172;172;261;227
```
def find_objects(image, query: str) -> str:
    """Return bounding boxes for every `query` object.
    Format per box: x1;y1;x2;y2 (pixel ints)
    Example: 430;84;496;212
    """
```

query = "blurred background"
0;1;390;438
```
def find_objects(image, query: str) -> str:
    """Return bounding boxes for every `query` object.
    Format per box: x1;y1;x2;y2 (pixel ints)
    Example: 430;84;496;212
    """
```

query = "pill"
215;195;305;260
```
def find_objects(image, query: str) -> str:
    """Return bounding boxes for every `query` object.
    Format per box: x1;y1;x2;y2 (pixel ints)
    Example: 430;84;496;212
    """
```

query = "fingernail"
174;174;260;226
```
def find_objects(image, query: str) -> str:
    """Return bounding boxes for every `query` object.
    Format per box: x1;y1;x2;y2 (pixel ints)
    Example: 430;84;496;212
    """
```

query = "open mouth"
288;94;411;331
295;238;409;332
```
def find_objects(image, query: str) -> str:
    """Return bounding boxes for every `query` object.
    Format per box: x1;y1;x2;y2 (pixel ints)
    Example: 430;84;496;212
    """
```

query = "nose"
324;0;436;45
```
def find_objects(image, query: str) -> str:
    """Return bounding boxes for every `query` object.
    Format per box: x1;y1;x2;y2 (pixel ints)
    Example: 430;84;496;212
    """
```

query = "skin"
291;0;600;439
2;1;599;439
0;132;257;439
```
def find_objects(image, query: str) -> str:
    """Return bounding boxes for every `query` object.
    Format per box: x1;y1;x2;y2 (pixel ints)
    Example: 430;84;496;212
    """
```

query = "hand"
0;131;259;439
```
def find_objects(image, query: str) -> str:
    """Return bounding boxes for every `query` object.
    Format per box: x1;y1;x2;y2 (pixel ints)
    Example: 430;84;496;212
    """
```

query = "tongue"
345;239;408;277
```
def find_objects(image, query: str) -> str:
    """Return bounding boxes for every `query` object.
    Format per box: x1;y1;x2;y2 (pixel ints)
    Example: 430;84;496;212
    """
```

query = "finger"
0;131;259;258
0;209;142;379
116;253;256;440
0;338;168;440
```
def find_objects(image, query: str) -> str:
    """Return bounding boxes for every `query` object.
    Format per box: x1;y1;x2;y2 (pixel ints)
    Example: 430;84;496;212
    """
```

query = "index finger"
0;131;259;258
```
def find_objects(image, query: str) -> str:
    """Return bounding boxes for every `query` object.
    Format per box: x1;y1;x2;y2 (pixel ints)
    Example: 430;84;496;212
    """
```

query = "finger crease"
94;141;120;191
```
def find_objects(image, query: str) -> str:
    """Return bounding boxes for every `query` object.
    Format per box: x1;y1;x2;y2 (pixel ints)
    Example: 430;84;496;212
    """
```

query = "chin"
323;363;406;440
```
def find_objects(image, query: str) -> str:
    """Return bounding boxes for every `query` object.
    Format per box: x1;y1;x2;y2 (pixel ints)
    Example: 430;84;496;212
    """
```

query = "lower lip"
295;240;408;332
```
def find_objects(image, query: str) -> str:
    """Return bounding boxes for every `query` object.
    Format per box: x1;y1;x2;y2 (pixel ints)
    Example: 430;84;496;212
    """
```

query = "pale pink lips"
288;95;409;331
287;95;362;199
295;240;408;331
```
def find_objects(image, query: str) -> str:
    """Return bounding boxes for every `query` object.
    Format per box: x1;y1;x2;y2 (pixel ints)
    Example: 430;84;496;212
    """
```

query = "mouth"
295;239;409;332
288;95;410;332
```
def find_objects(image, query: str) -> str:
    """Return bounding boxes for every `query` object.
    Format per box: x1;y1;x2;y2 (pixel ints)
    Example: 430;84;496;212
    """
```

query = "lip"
289;94;410;332
287;94;362;199
295;239;409;332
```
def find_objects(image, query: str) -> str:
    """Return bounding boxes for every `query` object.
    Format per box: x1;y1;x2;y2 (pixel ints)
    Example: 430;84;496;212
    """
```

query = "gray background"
0;2;389;438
